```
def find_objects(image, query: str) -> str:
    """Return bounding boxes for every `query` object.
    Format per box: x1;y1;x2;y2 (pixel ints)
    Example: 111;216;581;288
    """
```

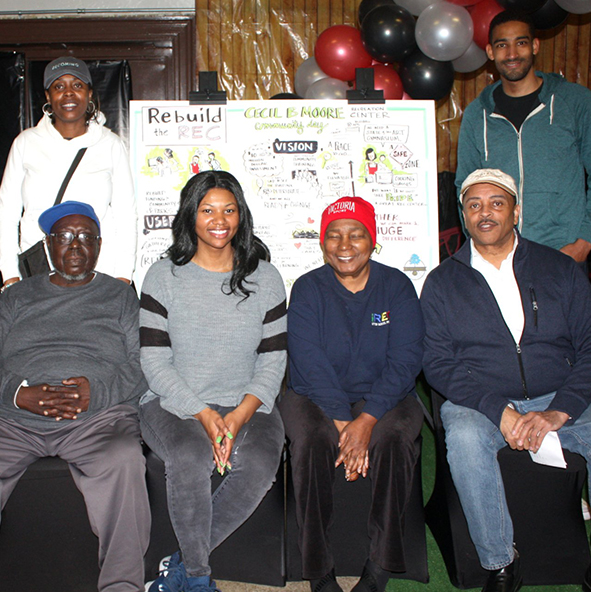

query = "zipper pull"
530;287;538;328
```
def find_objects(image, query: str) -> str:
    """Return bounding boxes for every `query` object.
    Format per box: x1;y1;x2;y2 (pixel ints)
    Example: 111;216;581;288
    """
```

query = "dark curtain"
0;52;25;183
438;171;464;261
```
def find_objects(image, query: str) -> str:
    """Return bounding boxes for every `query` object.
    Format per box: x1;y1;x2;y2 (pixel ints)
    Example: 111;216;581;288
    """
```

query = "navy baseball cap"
44;57;92;89
39;201;101;234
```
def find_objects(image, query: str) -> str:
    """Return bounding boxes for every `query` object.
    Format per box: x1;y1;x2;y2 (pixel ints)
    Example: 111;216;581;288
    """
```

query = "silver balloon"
305;78;349;100
555;0;591;12
452;41;488;73
295;57;329;97
396;0;442;17
415;3;473;62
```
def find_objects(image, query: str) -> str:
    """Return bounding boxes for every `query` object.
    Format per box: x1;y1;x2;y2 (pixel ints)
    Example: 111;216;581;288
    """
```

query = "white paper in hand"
529;430;567;468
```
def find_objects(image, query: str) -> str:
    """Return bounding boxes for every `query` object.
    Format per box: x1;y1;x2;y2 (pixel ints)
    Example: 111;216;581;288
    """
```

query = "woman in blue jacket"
279;196;425;592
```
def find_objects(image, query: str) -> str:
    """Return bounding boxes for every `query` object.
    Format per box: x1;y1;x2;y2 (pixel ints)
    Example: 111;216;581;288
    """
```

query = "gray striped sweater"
139;258;287;419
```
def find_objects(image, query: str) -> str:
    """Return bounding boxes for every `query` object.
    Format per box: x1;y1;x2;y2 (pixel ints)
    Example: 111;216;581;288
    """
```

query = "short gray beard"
54;268;94;282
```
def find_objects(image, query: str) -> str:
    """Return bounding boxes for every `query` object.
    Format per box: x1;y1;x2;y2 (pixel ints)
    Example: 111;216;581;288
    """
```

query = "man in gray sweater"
0;201;150;592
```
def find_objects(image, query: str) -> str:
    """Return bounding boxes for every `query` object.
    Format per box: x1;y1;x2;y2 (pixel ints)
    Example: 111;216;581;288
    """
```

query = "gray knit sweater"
139;258;287;419
0;273;147;430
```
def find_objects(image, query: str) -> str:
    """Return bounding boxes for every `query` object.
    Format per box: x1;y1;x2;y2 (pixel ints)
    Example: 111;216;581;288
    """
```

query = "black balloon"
399;50;455;101
497;0;545;12
270;92;302;99
358;0;395;26
360;4;417;64
531;0;569;30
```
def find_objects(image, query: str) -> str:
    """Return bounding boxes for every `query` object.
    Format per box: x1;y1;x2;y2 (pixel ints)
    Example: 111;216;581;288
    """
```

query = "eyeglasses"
48;231;100;245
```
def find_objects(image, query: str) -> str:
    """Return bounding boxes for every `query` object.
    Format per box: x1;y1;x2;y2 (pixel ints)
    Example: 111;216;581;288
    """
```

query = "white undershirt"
470;232;525;344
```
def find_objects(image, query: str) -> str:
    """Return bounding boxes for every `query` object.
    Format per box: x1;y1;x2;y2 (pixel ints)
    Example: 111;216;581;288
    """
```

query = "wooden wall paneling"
346;0;358;26
538;28;555;74
579;18;591;87
565;20;579;82
316;0;330;42
329;0;343;27
310;0;319;54
552;21;568;76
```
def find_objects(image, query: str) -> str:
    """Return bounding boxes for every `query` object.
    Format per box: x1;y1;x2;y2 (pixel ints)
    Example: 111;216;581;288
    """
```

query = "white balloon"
396;0;442;17
452;41;488;73
416;3;473;62
295;57;329;97
305;78;349;100
555;0;591;12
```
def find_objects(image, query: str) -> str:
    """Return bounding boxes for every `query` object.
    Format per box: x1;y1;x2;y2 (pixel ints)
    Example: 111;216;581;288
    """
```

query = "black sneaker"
351;560;391;592
310;568;344;592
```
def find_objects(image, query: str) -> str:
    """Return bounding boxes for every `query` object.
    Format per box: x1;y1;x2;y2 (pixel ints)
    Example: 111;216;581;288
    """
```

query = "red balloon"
448;0;483;5
372;59;393;66
356;64;403;100
315;25;373;81
471;0;504;49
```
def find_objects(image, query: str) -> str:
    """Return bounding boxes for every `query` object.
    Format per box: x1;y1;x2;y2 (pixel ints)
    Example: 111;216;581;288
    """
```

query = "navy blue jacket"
288;260;424;421
421;235;591;427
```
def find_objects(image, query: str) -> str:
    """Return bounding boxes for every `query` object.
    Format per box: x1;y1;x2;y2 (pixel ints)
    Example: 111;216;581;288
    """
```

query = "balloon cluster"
293;0;589;101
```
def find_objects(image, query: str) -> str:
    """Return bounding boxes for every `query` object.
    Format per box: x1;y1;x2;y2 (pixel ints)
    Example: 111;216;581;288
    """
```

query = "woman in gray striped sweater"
139;171;287;592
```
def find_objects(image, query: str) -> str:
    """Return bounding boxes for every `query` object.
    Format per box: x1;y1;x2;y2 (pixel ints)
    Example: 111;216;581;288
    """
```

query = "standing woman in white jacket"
0;56;137;288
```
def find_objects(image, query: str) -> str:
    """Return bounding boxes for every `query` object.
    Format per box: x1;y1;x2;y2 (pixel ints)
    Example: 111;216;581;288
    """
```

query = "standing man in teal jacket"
456;10;591;264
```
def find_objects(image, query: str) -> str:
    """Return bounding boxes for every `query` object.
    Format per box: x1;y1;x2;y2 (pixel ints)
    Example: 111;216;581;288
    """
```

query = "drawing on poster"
130;100;438;295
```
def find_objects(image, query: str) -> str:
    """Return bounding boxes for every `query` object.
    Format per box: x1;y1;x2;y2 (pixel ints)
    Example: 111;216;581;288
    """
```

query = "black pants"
279;390;423;579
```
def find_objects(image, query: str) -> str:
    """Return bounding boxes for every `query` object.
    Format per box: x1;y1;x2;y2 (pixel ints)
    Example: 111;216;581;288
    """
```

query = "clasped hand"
16;376;91;421
195;407;248;475
500;406;569;452
334;413;377;481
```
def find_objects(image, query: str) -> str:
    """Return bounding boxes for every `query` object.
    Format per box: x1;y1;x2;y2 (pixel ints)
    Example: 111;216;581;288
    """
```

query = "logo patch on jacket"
371;311;390;326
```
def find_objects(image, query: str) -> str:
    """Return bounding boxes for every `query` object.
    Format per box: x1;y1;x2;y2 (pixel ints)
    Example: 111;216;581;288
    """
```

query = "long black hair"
167;170;262;299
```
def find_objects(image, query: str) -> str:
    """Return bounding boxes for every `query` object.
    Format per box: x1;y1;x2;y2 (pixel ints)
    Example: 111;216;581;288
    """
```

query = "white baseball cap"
460;169;518;203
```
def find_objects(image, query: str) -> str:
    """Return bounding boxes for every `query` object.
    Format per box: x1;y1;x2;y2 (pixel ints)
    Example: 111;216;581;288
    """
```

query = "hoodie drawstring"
483;109;488;161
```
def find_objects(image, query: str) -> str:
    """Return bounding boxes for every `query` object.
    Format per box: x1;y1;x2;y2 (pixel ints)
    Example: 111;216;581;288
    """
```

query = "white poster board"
129;99;439;295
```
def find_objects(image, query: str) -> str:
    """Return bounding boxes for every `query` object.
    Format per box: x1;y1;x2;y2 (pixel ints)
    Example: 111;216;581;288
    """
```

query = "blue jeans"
441;393;591;570
139;399;284;578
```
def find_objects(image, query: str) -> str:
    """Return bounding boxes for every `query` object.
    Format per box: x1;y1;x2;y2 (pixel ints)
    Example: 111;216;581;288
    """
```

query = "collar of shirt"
471;231;525;344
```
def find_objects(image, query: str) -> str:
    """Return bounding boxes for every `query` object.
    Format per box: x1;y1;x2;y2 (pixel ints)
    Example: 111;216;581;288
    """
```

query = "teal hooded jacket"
455;72;591;251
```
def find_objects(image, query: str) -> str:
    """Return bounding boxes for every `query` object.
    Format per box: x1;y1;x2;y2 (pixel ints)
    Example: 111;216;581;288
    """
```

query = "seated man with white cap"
421;168;591;592
0;201;150;592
